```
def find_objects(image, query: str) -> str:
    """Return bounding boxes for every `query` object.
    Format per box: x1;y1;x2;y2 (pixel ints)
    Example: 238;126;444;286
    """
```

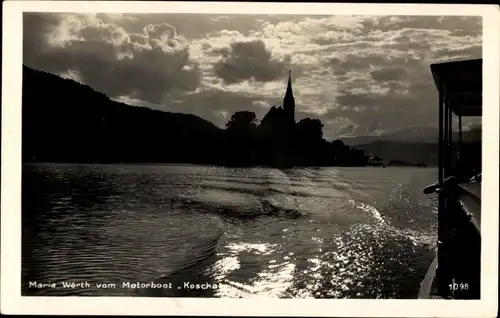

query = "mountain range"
342;125;480;166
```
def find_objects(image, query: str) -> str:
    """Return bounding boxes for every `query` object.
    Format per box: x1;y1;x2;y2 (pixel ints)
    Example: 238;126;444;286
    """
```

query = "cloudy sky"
23;13;482;140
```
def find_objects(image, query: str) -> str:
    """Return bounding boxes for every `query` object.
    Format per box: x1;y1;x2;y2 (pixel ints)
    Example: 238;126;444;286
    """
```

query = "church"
260;70;296;131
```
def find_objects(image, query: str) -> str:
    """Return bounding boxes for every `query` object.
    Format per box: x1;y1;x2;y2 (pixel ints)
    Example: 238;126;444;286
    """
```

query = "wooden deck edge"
418;254;439;299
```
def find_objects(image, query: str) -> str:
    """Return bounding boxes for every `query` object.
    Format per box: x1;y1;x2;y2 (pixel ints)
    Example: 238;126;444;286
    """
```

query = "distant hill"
353;140;481;167
342;125;481;166
22;65;224;163
341;126;481;146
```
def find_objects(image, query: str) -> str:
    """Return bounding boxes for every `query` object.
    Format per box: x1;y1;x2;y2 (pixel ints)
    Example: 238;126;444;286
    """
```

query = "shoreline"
22;161;436;168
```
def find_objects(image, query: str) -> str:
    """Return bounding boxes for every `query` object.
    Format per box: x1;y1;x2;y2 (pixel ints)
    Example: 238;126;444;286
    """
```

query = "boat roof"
430;58;482;117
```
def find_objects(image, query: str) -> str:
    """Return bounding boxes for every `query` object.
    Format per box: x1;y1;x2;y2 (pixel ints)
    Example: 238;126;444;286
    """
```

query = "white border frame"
2;2;499;317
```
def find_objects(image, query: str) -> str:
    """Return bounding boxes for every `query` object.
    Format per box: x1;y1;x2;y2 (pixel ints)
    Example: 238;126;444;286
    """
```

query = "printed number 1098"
449;283;469;291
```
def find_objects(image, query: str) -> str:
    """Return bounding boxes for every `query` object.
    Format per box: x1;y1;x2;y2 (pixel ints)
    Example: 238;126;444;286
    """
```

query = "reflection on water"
22;163;437;298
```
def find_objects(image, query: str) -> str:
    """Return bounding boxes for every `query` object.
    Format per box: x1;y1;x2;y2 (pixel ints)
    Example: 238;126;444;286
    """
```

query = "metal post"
438;87;444;185
447;99;453;177
458;115;463;148
437;83;449;297
444;89;449;179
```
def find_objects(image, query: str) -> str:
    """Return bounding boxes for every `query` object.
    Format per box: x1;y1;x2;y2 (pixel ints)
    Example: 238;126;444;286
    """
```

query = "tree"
331;139;345;149
295;118;324;142
349;148;369;166
225;111;258;133
224;111;259;165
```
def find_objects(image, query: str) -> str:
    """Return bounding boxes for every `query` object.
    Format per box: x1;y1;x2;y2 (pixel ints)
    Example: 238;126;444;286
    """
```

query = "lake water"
22;163;437;298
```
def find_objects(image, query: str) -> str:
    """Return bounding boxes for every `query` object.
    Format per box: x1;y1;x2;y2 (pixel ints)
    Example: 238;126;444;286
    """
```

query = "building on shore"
368;155;384;166
260;70;296;132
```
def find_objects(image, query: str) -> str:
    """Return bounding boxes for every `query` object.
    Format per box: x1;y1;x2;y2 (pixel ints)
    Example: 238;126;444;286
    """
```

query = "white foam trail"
349;199;386;224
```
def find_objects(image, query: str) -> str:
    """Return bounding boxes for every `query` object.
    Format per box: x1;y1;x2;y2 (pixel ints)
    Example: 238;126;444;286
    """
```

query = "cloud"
24;13;482;139
312;17;481;136
166;89;273;128
96;13;139;23
336;123;357;136
213;39;290;84
23;13;201;104
370;67;407;82
433;45;482;60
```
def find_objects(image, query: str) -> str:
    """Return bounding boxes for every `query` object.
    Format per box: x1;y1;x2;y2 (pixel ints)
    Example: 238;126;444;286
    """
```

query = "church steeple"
283;70;295;124
285;70;293;98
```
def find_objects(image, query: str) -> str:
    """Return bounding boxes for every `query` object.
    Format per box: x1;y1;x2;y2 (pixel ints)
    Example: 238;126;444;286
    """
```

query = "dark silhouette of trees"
292;118;324;166
220;110;370;167
224;111;259;166
295;118;324;142
226;111;258;132
329;139;367;166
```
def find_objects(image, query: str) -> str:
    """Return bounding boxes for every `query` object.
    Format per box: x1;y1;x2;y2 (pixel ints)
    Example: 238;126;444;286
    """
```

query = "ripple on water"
23;205;225;296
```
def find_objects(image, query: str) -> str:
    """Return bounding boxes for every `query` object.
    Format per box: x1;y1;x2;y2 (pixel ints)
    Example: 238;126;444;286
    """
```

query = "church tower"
283;70;295;126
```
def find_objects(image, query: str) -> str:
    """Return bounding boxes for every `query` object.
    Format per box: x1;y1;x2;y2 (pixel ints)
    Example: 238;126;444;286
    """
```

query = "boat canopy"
430;58;482;117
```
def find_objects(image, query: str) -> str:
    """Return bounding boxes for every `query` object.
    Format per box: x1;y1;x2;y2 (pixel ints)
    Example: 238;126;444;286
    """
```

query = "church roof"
261;105;283;125
260;70;295;127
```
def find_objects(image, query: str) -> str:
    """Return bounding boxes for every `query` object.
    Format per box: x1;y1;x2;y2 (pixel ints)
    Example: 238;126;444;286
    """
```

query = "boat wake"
145;169;437;298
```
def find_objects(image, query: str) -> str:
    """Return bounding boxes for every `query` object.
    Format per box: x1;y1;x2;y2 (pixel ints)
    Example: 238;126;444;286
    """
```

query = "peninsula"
23;65;373;167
